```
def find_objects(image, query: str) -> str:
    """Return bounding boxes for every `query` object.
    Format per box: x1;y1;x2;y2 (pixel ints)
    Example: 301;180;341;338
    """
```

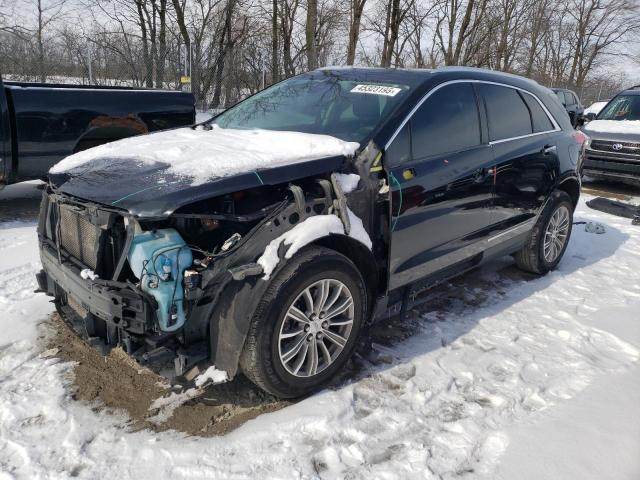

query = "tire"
240;246;367;398
514;190;573;275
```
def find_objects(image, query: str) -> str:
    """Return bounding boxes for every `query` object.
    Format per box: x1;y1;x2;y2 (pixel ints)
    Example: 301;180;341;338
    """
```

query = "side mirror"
585;112;597;122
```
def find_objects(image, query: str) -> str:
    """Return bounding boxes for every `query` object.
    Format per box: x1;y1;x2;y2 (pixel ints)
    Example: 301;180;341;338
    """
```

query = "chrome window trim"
384;79;561;151
488;130;550;145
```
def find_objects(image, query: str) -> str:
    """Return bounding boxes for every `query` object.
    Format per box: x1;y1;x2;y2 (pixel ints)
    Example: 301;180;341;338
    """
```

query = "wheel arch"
311;234;381;310
204;235;378;380
557;176;580;210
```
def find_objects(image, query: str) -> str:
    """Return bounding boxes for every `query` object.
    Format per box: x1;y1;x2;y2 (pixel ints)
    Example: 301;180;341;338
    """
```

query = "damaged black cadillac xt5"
36;67;583;398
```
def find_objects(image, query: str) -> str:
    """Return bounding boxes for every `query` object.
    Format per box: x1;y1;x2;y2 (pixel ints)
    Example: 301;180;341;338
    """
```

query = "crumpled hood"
48;126;359;218
582;120;640;143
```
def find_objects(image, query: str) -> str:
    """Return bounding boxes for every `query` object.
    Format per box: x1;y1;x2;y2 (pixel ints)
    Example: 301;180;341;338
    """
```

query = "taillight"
573;130;588;145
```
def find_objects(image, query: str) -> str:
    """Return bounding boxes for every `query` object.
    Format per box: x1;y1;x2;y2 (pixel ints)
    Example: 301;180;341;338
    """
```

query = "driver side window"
410;82;482;161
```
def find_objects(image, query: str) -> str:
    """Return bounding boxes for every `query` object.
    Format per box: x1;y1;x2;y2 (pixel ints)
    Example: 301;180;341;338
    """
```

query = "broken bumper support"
38;244;153;334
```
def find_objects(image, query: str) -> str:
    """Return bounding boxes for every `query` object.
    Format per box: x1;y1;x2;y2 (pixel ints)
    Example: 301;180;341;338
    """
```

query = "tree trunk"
272;0;279;83
135;0;152;87
211;0;235;108
155;0;167;88
37;0;45;82
381;0;400;67
306;0;318;70
171;0;198;102
346;0;366;65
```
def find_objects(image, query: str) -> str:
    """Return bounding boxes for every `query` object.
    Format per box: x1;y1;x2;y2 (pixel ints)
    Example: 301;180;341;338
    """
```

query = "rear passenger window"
410;83;481;159
480;84;532;141
522;93;554;132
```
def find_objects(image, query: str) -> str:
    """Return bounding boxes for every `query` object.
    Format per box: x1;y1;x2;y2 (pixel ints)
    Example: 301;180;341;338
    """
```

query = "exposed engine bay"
36;159;385;386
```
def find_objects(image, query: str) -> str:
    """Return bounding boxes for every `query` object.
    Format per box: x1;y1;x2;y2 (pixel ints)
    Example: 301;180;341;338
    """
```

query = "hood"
48;126;359;218
582;120;640;143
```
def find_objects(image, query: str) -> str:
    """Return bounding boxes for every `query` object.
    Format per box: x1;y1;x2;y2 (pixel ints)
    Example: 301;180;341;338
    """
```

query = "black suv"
551;88;584;128
581;85;640;186
36;67;583;398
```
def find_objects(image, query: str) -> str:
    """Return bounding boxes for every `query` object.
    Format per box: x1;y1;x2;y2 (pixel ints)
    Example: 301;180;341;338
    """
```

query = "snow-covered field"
0;182;639;479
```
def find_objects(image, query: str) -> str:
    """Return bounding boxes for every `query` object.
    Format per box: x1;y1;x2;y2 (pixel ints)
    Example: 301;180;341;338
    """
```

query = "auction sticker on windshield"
351;84;402;96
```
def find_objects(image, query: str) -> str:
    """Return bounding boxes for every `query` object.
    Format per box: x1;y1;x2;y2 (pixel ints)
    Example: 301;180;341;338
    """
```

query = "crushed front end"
36;189;198;372
35;168;377;384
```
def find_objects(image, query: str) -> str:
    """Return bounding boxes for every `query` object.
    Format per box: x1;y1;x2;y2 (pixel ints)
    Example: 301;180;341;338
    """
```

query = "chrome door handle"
543;145;557;154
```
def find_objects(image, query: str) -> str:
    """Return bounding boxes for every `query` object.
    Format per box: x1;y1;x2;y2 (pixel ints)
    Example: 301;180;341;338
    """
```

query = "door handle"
473;166;493;183
542;144;557;154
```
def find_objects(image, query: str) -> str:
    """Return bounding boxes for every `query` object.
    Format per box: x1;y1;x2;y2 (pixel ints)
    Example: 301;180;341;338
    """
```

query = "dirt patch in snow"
49;314;288;436
581;178;640;202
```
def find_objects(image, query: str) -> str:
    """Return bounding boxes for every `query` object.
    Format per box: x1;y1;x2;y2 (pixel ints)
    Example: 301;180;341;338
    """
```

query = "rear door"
386;81;495;289
478;83;560;231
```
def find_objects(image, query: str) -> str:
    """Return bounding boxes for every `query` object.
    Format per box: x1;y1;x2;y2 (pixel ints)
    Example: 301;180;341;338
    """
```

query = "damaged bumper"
38;244;153;335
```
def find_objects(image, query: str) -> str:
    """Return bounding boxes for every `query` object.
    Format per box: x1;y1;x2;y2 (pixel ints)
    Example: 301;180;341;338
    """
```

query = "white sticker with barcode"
351;84;402;97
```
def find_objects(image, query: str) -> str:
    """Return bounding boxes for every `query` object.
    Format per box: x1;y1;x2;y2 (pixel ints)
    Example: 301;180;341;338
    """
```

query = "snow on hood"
583;102;608;116
49;126;360;185
583;119;640;135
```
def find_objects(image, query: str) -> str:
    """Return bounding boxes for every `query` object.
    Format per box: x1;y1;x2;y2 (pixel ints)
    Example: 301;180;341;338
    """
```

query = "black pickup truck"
0;75;195;185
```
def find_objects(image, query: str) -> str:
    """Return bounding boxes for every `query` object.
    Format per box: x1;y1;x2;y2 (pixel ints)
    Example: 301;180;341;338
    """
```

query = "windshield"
213;74;411;144
597;95;640;121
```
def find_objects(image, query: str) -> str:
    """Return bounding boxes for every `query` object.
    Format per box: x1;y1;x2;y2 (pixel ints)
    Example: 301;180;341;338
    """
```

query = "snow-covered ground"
0;183;639;479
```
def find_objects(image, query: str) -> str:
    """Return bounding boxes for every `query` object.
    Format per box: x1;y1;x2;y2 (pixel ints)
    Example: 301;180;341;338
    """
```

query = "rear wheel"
514;190;573;274
240;246;367;398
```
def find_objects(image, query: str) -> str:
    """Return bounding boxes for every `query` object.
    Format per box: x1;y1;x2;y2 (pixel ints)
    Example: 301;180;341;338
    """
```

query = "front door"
386;82;495;289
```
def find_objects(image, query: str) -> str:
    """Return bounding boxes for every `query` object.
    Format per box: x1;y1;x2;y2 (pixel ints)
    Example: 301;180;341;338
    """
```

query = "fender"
183;185;375;378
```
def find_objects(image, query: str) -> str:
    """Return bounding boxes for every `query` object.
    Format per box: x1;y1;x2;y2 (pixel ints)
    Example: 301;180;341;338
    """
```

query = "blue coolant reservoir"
127;229;193;332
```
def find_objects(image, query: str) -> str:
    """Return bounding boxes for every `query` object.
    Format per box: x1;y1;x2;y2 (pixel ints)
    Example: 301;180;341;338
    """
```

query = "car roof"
315;66;546;93
619;85;640;95
551;87;577;95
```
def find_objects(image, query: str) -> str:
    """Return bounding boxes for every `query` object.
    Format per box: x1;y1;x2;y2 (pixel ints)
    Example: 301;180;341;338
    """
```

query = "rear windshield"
213;75;411;144
597;95;640;121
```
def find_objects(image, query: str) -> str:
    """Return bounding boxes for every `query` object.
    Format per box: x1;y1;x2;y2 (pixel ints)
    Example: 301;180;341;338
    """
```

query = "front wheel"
514;190;574;275
240;246;367;398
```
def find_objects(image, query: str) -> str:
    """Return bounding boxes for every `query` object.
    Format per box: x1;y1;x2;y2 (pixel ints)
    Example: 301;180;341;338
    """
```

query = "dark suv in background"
552;88;584;128
581;85;640;186
36;67;583;398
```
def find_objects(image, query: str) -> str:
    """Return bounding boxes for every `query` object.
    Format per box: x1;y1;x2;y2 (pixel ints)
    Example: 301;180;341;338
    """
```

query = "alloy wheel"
277;278;354;377
543;205;570;263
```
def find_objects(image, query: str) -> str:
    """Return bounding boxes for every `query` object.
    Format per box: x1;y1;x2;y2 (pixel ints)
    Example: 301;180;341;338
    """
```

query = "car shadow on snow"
333;214;630;398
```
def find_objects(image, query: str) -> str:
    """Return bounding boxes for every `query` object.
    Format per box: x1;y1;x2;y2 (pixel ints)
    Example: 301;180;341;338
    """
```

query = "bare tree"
306;0;318;69
567;0;640;88
433;0;489;66
2;0;640;111
271;0;279;82
346;0;366;65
